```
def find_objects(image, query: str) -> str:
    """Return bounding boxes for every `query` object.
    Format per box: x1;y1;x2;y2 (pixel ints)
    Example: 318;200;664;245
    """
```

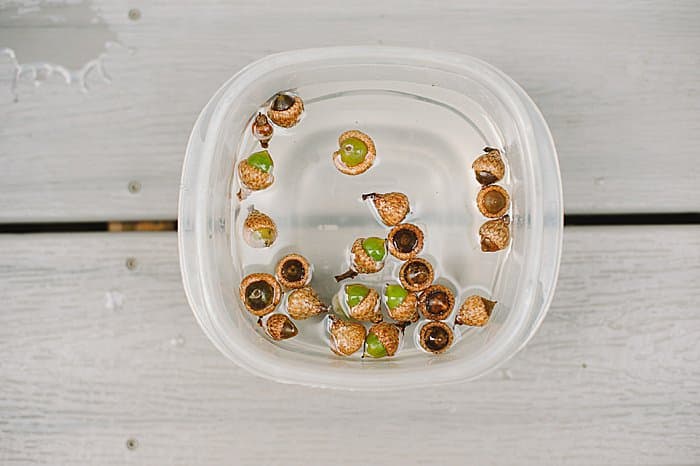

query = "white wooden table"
1;1;699;464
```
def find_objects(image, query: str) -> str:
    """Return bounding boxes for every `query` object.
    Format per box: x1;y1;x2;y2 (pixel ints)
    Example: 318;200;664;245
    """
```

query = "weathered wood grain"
1;227;698;465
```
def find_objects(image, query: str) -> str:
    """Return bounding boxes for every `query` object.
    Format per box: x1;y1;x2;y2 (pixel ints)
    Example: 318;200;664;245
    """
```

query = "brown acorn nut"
328;315;367;356
472;147;505;185
346;286;383;323
260;314;298;341
243;208;277;248
366;322;401;358
477;185;510;218
399;257;435;292
418;284;455;321
267;93;304;128
362;192;410;226
387;223;424;261
251;112;273;148
385;289;419;324
275;253;312;289
332;130;376;176
419;321;454;354
239;273;282;316
334;237;386;282
286;286;329;320
456;295;497;327
479;216;511;252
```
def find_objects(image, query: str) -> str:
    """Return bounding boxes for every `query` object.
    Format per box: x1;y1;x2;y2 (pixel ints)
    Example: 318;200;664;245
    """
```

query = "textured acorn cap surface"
333;130;376;175
456;295;497;327
238;159;274;191
477;185;510;218
351;238;385;274
386;291;419;323
243;209;277;248
275;253;312;289
265;314;298;341
367;322;400;357
418;284;455;321
286;286;328;320
399;257;435;292
365;192;410;226
472;147;505;185
239;273;282;316
328;316;367;356
387;223;424;261
419;321;454;354
252;113;273;147
479;216;511;252
348;288;382;323
267;94;304;128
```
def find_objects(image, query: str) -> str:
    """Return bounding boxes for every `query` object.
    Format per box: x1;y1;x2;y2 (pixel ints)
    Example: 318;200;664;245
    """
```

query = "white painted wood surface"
1;0;699;221
1;227;698;465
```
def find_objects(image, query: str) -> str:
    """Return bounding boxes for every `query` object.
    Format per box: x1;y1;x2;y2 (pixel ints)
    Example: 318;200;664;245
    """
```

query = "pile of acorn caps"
236;90;506;359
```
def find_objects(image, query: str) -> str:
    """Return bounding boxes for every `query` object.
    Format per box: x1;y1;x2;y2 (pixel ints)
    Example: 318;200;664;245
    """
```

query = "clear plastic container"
179;47;563;390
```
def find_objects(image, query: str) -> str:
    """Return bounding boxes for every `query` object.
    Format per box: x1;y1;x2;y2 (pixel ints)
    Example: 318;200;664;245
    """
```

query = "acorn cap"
267;94;304;128
386;291;419;323
243;209;277;248
479;216;511;252
419;321;454;354
252;112;273;148
239;273;282;316
264;314;298;341
363;192;410;226
348;288;382;323
472;147;505;185
328;315;367;356
399;257;435;292
351;238;385;274
238;158;274;191
418;284;455;321
286;286;329;320
333;130;376;175
477;185;510;218
367;322;401;357
387;223;424;261
275;253;312;289
456;295;497;327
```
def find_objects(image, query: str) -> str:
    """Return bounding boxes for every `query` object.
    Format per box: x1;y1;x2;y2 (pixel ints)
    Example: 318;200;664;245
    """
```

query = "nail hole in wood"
125;257;137;270
128;181;141;194
128;8;141;21
582;363;587;368
126;438;138;450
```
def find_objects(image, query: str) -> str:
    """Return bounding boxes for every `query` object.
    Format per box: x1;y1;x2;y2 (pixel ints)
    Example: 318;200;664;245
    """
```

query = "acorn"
238;149;274;193
361;192;410;226
479;216;511;252
251;112;273;148
455;295;496;327
286;286;329;320
365;322;401;358
383;283;419;323
267;92;304;128
327;315;366;356
243;208;277;248
342;284;382;323
239;273;282;316
334;237;386;282
399;257;434;292
387;223;424;260
333;130;376;175
418;284;455;321
418;321;454;354
472;146;505;185
260;314;298;341
477;185;510;218
275;253;312;289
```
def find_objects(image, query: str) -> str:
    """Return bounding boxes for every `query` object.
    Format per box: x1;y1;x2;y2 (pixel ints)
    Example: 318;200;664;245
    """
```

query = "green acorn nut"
238;149;274;193
335;237;386;282
365;322;401;358
343;283;382;323
243;208;277;248
333;130;376;176
384;284;419;323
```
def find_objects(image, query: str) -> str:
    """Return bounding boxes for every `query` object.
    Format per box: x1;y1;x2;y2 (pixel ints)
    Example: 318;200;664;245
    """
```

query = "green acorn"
334;237;386;282
365;322;401;358
383;284;419;323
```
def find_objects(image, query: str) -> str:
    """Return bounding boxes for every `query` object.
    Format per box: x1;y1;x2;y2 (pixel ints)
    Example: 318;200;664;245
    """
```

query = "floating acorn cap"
275;253;312;289
251;112;273;148
479;216;511;252
418;284;455;321
328;315;367;356
260;314;298;341
365;322;401;358
477;185;510;218
361;192;410;226
238;149;274;192
399;257;435;292
383;283;419;323
387;223;424;261
418;321;454;354
243;208;277;248
334;237;386;282
456;295;497;327
472;146;505;185
344;283;382;323
286;286;329;320
267;92;304;128
333;130;376;176
239;273;282;316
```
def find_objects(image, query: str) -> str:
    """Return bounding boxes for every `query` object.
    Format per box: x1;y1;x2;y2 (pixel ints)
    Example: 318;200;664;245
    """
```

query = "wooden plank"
1;0;699;221
1;227;698;465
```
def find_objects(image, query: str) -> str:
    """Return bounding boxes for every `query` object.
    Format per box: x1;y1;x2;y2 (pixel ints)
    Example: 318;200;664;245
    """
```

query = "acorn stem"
256;317;263;327
483;146;500;154
361;193;376;201
334;269;358;282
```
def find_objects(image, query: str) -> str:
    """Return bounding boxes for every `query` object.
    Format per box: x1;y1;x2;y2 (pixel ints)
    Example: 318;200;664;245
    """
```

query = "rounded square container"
179;47;563;390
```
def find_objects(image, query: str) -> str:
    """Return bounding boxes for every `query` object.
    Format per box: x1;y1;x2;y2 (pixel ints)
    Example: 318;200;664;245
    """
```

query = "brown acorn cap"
350;238;385;274
386;291;419;323
238;159;274;191
456;295;497;327
333;130;376;175
418;284;455;321
267;94;304;128
286;286;329;320
368;322;401;357
239;273;282;316
348;288;382;323
264;314;298;341
275;253;312;289
477;185;510;218
252;113;274;148
328;315;367;356
399;257;435;292
243;209;277;248
472;147;505;185
387;223;424;261
362;192;410;226
479;216;511;252
419;321;454;354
